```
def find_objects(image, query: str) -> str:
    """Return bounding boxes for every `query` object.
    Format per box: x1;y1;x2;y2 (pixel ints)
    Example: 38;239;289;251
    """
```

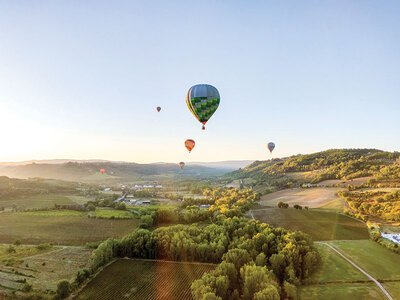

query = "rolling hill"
0;160;243;183
226;149;400;193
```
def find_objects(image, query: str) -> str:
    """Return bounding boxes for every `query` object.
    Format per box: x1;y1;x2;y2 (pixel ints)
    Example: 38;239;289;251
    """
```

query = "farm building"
381;233;400;244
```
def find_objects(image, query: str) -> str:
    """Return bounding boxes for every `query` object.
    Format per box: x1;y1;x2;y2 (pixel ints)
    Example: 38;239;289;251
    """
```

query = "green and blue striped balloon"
186;84;220;130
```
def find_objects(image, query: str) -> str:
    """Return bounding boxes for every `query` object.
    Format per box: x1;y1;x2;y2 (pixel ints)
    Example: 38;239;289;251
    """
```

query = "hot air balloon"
186;84;220;130
100;169;105;174
185;139;195;153
157;106;161;112
267;142;275;153
178;162;185;169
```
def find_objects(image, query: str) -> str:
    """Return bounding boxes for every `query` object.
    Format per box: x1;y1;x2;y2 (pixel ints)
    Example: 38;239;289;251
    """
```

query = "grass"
319;198;345;210
0;244;56;264
329;240;400;280
67;195;91;205
17;210;86;217
298;283;386;300
0;246;92;296
382;282;400;300
0;212;139;245
0;194;76;209
77;259;216;300
94;209;135;219
252;208;369;241
307;244;368;283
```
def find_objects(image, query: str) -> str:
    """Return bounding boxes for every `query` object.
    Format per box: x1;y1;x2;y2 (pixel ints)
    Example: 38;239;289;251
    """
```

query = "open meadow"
251;208;369;241
299;242;398;300
329;240;400;281
260;187;343;209
0;211;139;245
306;244;369;284
298;283;386;300
76;259;216;300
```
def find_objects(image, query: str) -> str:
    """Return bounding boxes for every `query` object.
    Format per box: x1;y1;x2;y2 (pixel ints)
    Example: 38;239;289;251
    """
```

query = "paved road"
318;242;393;300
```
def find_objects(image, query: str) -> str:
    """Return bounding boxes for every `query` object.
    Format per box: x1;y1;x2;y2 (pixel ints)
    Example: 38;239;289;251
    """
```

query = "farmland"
298;283;386;300
0;212;139;245
329;240;400;280
0;193;78;210
76;259;216;300
300;242;397;299
251;207;369;241
93;209;136;219
260;187;342;209
306;244;368;283
0;245;91;298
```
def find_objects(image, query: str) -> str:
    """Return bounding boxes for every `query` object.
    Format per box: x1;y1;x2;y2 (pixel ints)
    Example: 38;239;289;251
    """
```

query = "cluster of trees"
85;217;319;299
180;197;215;208
339;190;400;221
206;189;260;217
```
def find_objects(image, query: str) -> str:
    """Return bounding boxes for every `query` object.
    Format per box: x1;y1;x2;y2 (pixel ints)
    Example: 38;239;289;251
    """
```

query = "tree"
87;203;96;211
56;280;71;299
140;215;154;229
76;268;90;284
240;264;279;300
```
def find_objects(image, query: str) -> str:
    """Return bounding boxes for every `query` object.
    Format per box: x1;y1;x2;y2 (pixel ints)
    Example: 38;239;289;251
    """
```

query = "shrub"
56;280;71;299
76;268;91;284
36;243;52;251
22;282;33;292
6;246;16;254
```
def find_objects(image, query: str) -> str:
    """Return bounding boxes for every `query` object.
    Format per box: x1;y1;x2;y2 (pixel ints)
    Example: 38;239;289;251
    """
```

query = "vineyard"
76;259;216;300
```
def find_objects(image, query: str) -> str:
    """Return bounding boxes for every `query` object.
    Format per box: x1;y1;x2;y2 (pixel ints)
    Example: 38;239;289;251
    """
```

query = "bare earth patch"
260;187;342;209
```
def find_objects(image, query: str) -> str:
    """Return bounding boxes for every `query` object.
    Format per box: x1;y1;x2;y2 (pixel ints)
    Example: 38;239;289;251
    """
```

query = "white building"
381;233;400;244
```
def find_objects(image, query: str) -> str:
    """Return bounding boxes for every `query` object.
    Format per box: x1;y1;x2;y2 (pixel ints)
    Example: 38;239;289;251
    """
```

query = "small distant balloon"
100;169;105;174
157;106;161;112
185;139;195;153
267;142;275;153
178;162;185;169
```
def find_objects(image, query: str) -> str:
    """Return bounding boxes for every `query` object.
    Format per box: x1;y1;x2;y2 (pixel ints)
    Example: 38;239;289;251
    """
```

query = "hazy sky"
1;1;400;163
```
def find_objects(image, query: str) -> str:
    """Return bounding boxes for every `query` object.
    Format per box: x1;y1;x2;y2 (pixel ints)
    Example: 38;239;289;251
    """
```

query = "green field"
251;208;369;241
94;209;135;219
0;212;139;245
298;283;386;300
329;240;400;280
307;244;368;283
17;210;86;217
382;282;400;300
319;198;345;210
76;259;216;300
0;194;76;210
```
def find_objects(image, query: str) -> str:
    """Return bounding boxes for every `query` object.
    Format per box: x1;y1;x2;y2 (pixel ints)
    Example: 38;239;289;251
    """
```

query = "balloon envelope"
157;106;161;112
100;169;105;174
185;139;195;153
186;84;220;129
267;142;275;153
178;162;185;169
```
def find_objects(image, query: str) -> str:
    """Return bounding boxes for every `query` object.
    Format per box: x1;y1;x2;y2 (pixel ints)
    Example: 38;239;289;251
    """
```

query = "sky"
1;1;400;163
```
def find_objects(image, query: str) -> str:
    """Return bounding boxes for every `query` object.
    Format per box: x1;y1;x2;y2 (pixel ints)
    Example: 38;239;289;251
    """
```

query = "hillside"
0;161;234;183
227;149;400;193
